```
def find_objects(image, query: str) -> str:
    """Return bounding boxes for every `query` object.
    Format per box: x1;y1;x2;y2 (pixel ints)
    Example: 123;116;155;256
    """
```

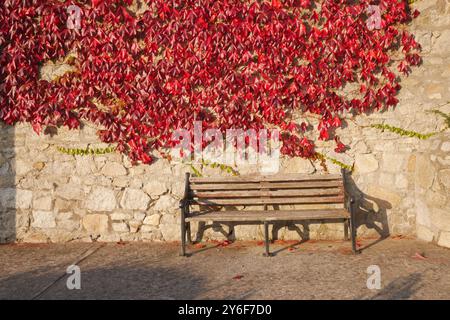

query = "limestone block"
14;159;33;176
22;232;49;243
129;220;142;233
110;213;132;221
382;154;406;173
55;198;74;211
58;219;80;232
143;214;161;226
425;190;447;207
75;156;95;176
415;199;432;227
86;187;116;211
82;214;109;234
395;174;409;189
424;83;444;100
33;195;53;211
367;185;402;207
354;154;379;174
441;142;450;152
133;212;146;221
32;211;56;228
282;157;315;174
416;224;435;242
112;222;129;232
113;176;130;188
432;30;450;55
143;180;169;197
415;154;435;189
120;189;150;210
430;208;450;231
101;162;127;177
437;231;450;248
56;183;85;201
159;224;181;241
153;195;177;212
438;169;450;189
16;189;33;209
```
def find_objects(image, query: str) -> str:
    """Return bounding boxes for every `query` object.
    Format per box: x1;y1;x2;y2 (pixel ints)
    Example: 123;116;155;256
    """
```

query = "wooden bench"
179;169;357;256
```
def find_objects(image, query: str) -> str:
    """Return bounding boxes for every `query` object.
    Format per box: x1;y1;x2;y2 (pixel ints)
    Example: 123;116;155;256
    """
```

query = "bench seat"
186;209;350;222
179;170;357;256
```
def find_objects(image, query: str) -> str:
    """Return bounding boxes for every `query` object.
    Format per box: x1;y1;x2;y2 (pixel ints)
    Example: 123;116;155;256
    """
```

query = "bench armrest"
179;198;189;209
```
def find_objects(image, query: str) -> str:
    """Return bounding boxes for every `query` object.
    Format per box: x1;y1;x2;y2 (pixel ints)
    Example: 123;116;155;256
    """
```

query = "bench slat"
190;180;343;190
192;195;344;206
192;187;343;198
186;209;349;222
190;174;342;183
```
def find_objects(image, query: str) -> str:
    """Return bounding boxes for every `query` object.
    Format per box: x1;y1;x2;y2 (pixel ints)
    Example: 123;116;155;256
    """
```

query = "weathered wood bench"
179;169;357;256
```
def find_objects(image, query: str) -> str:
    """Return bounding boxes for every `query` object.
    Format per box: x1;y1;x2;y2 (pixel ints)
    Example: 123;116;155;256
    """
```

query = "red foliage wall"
0;0;420;163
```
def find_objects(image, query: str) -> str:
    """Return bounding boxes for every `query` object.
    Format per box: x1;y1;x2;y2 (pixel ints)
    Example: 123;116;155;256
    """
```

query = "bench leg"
180;221;187;257
186;222;192;244
263;222;271;257
349;217;358;254
344;219;350;241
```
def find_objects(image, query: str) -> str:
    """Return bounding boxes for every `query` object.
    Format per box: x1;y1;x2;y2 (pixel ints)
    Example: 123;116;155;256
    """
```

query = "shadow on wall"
0;124;16;243
0;264;211;300
346;174;391;250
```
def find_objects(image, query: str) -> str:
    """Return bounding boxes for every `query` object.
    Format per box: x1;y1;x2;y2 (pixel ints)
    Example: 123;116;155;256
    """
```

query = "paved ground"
0;238;449;300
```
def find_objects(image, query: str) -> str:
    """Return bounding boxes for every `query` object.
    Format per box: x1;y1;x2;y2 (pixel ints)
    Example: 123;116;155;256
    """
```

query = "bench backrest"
186;173;345;207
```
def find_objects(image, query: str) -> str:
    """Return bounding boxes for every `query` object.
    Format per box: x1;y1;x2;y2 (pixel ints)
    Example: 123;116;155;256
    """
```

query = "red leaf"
272;0;282;9
411;252;427;260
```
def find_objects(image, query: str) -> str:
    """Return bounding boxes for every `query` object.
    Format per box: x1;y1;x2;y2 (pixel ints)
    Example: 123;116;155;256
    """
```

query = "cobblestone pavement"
0;238;449;300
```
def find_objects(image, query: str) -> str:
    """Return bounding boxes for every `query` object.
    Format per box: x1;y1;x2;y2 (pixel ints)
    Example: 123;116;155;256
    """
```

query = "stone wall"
414;134;450;248
1;0;450;246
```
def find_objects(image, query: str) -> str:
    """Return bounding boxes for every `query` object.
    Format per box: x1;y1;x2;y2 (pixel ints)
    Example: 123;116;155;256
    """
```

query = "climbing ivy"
370;124;437;140
188;159;239;177
427;109;450;130
57;146;116;156
315;152;353;172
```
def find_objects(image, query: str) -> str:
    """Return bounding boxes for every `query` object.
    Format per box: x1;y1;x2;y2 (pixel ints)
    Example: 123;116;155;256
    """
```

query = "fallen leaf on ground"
194;243;206;249
232;275;244;280
412;252;427;260
116;241;126;245
356;240;363;247
288;247;297;252
256;241;264;246
217;240;231;247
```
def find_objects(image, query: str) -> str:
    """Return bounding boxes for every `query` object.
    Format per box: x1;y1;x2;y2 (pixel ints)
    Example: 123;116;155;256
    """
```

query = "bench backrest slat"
192;188;342;198
187;173;345;207
189;174;342;183
190;180;343;190
192;196;344;206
